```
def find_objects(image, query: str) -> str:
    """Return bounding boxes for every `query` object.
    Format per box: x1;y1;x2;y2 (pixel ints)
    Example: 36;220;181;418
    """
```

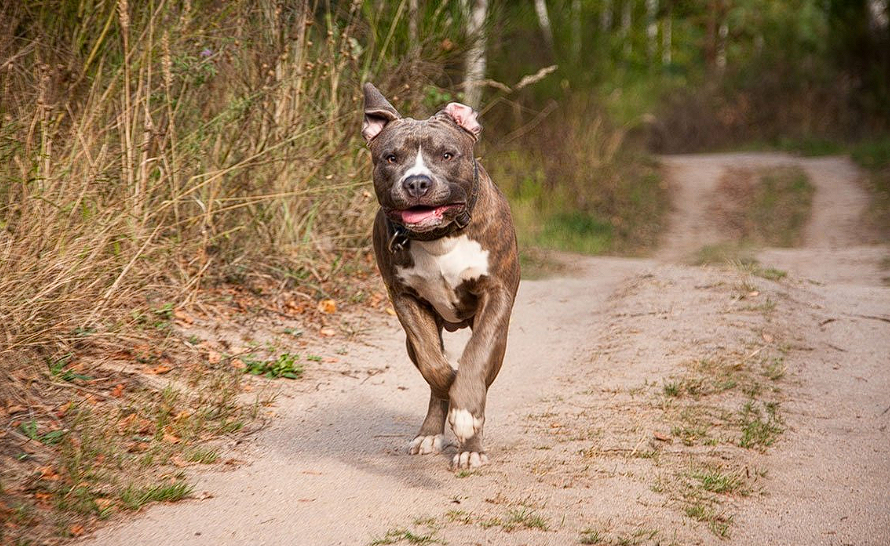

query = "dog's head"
362;83;482;234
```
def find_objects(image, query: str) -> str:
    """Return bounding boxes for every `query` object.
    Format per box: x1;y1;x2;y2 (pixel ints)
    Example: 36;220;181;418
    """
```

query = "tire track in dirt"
83;153;890;546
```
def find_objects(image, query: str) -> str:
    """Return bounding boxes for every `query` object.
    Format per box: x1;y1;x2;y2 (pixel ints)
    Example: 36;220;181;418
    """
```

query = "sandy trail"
84;153;889;545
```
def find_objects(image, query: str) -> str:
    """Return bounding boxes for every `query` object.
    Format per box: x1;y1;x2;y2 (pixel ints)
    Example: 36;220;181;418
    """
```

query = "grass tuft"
119;481;192;511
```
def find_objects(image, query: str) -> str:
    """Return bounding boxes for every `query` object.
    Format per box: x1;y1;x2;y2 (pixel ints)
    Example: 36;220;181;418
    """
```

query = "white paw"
448;409;483;442
408;434;448;455
452;451;489;469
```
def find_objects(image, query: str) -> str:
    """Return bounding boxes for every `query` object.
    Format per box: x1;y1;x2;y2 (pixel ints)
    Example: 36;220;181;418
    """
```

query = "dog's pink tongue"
401;207;439;224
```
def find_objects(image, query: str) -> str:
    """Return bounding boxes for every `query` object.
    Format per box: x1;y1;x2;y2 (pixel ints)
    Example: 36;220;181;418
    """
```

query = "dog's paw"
408;434;449;455
451;450;488;470
448;409;483;442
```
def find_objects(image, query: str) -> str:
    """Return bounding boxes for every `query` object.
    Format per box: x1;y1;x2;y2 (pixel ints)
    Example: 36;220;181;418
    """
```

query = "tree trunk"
462;0;488;109
534;0;555;52
602;0;613;31
647;0;658;64
662;6;672;65
571;0;582;63
622;0;633;58
408;0;418;44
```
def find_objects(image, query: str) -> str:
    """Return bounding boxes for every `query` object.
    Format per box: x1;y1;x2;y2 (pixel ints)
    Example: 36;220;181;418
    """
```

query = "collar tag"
388;226;410;253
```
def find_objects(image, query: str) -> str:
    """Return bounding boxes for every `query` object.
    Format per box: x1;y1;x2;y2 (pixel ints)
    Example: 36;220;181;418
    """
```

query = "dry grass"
708;165;815;247
0;1;392;367
0;2;466;543
487;97;669;257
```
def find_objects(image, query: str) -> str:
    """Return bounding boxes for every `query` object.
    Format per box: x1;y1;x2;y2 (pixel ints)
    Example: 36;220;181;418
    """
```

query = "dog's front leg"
392;293;457;455
448;285;515;468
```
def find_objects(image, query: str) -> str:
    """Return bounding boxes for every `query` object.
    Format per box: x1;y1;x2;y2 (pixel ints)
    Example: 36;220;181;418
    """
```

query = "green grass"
691;467;747;495
243;353;304;379
684;504;732;538
369;527;444;546
119;481;192;511
185;447;220;464
850;138;890;239
479;507;549;532
492;111;668;257
536;212;614;254
579;527;659;546
738;401;784;450
580;528;606;545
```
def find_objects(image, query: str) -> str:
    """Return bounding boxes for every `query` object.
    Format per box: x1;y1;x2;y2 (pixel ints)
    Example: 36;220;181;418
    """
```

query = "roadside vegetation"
2;0;887;543
850;138;890;241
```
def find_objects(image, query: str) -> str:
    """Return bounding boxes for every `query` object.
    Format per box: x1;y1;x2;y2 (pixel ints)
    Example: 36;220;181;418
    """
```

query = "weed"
761;358;786;381
119;481;192;511
738;401;784;450
243;354;304;379
369;528;443;545
482;507;550;532
186;448;219;464
662;381;681;397
444;509;472;524
684;504;733;538
691;467;747;495
580;527;606;544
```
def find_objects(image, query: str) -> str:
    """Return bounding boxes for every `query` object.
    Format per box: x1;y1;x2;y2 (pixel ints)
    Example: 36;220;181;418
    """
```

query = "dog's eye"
443;152;454;160
384;153;397;164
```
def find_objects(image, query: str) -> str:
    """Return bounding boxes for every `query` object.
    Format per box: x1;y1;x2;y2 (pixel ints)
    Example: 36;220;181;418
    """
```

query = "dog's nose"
402;175;432;198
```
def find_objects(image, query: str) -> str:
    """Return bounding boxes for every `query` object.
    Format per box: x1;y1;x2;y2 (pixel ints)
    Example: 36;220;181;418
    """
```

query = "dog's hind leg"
408;392;452;455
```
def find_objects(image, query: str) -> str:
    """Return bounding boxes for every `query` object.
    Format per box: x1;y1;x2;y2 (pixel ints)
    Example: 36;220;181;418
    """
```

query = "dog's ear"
441;102;482;140
362;83;401;142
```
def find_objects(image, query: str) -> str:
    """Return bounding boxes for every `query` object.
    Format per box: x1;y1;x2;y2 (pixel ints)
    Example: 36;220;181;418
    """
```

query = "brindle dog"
362;83;520;469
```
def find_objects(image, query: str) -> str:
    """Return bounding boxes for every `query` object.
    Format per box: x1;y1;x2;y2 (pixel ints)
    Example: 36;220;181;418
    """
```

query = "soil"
82;153;890;546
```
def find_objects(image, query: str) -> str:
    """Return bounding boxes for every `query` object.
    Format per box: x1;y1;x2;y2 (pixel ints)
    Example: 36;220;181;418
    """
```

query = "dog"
361;83;520;469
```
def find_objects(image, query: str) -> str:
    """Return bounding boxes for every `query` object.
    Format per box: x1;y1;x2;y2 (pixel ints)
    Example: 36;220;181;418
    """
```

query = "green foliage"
243;354;304;380
851;138;890;171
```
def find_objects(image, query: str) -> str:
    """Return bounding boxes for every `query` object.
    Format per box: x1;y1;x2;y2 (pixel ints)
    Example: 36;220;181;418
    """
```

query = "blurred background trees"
1;0;888;359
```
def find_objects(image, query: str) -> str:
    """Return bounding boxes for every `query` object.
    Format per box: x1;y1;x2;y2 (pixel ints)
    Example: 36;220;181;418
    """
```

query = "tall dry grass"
0;1;463;368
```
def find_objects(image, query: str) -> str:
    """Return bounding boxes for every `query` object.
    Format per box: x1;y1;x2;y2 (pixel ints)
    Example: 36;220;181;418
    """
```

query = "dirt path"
83;153;889;546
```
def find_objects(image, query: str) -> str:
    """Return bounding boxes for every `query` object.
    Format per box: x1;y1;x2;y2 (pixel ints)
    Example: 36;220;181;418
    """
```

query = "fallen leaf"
174;309;194;324
7;405;26;414
70;524;85;537
34;492;52;502
762;333;774;343
171;455;189;467
127;441;149;453
230;358;246;370
317;299;337;314
653;432;672;442
37;466;59;481
95;498;114;510
319;328;336;337
149;365;173;375
111;383;125;398
207;350;222;365
55;402;73;417
163;432;181;444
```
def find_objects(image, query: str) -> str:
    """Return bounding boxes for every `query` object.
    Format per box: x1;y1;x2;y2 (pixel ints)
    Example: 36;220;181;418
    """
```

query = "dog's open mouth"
396;204;462;229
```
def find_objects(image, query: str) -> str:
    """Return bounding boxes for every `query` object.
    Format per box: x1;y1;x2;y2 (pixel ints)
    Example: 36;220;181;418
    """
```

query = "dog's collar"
387;160;480;253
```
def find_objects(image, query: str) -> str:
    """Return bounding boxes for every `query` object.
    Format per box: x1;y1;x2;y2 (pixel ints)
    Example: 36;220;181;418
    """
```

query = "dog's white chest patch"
396;235;490;322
